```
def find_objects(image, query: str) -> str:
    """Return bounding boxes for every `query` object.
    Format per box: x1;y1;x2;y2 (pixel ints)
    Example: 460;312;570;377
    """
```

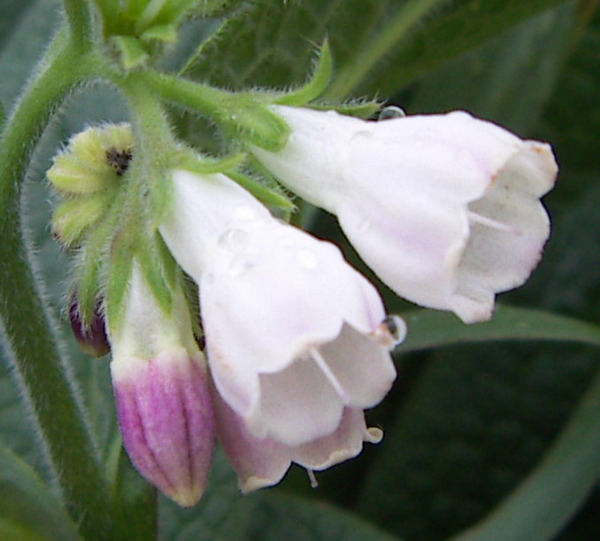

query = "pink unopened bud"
108;264;215;506
112;351;214;507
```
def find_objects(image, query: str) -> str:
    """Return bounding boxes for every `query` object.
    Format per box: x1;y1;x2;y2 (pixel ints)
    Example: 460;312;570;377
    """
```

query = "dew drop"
373;315;407;349
296;249;319;270
378;106;406;121
218;228;248;251
366;427;383;444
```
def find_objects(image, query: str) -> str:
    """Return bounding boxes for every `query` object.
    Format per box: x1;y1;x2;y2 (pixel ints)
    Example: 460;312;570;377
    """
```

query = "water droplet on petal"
378;106;406;121
366;427;383;444
218;228;249;251
373;315;407;349
296;249;319;270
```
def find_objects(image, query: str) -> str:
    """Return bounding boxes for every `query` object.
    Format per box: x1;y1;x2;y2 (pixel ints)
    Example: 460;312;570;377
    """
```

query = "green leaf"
0;0;37;52
450;365;600;541
181;0;568;101
395;305;600;355
0;441;79;541
355;0;571;98
405;3;576;135
0;0;59;105
160;452;400;541
0;519;53;541
358;341;600;540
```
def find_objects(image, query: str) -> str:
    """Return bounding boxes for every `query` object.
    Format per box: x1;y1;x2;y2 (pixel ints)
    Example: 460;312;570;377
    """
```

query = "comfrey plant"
45;21;556;503
1;2;598;541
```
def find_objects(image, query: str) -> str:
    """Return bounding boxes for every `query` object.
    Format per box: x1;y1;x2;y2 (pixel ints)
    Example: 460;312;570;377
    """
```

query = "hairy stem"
61;0;94;48
0;34;116;540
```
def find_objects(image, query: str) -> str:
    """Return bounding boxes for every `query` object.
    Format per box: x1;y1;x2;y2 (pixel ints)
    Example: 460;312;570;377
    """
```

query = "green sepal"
104;238;134;332
177;150;247;175
145;165;173;231
52;191;114;248
135;0;191;30
75;250;103;330
155;233;178;290
218;96;290;152
136;233;174;316
310;98;382;119
227;170;295;216
140;24;178;44
275;40;333;107
111;35;150;70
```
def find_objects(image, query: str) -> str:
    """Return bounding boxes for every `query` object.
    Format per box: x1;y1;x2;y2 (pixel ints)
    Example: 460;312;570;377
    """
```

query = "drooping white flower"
159;170;403;485
108;264;215;507
251;107;558;323
212;388;383;493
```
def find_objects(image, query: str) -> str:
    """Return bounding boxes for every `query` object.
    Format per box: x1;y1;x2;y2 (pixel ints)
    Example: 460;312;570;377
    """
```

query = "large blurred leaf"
0;0;37;52
0;0;58;106
0;442;79;541
160;452;400;541
358;342;599;541
397;306;600;355
405;3;576;135
182;0;569;100
450;365;600;540
354;0;570;98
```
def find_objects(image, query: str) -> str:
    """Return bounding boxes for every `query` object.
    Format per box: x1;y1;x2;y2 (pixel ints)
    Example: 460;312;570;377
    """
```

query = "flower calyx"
91;0;208;70
48;123;133;249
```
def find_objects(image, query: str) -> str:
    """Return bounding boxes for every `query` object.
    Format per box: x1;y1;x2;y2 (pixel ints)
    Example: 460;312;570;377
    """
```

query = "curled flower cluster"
67;106;557;507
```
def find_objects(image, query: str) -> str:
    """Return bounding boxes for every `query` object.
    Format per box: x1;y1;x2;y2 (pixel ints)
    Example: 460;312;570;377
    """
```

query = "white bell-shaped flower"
159;171;401;457
251;107;558;323
212;389;383;492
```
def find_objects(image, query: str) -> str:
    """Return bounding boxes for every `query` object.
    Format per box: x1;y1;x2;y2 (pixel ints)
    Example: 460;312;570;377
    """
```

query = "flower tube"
251;107;558;323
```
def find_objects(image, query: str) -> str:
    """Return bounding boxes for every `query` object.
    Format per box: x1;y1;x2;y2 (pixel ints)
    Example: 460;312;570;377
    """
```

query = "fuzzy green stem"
324;0;445;99
0;35;116;540
137;70;290;151
134;70;237;116
61;0;94;48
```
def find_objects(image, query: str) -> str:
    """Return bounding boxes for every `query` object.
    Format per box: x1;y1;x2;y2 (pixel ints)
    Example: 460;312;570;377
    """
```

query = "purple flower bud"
108;265;215;506
112;351;214;507
69;294;110;358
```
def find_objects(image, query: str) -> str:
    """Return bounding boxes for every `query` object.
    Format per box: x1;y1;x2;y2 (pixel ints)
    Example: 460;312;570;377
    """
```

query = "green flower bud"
48;124;133;194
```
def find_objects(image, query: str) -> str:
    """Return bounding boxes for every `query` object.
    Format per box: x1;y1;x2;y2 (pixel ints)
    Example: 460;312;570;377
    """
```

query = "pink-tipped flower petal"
108;265;215;506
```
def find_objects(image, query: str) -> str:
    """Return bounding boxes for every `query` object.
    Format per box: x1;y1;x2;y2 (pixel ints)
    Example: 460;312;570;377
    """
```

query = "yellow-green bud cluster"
48;123;133;248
